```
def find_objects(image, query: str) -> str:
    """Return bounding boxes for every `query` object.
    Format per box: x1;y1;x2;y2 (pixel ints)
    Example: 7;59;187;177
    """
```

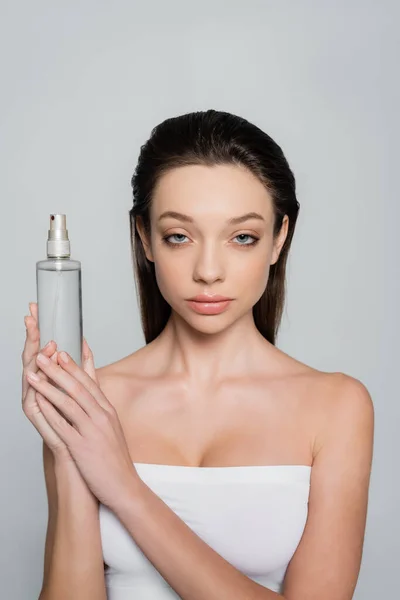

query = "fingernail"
37;353;50;365
27;371;40;382
59;351;69;363
44;340;52;349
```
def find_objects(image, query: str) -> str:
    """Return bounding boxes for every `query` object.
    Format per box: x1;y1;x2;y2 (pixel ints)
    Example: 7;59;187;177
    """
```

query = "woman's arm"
38;440;107;600
282;374;374;599
113;373;374;600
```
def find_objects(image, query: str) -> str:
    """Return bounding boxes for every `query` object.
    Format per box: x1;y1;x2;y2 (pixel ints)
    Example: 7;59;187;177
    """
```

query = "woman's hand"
22;302;71;460
25;343;141;510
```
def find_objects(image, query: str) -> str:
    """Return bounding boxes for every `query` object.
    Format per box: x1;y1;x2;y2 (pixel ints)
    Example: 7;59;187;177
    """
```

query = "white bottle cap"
46;214;71;258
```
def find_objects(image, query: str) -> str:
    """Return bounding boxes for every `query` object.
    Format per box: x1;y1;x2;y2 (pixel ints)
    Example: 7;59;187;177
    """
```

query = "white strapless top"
99;462;311;599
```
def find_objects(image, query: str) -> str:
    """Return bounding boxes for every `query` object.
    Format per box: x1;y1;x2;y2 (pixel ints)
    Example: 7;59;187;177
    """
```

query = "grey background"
1;1;398;598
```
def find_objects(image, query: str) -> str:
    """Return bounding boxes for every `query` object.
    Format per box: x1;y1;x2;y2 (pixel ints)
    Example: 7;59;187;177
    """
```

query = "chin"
187;318;234;336
169;302;230;331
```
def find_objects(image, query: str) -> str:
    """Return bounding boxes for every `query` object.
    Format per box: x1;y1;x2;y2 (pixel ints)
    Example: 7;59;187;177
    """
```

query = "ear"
135;216;154;262
270;215;289;266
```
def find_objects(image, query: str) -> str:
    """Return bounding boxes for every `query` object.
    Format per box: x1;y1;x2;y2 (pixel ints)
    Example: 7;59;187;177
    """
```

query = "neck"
153;309;272;386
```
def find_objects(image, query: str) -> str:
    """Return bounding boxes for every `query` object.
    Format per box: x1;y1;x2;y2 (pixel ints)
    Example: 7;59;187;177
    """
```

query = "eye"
233;234;259;246
162;233;189;246
161;233;260;248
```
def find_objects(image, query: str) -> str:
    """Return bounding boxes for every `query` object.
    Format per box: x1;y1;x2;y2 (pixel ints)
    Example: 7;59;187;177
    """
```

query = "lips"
187;294;232;302
186;298;232;315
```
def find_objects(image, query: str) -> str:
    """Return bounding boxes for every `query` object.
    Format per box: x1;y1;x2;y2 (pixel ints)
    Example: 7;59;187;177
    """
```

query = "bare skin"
93;163;341;470
97;341;336;470
23;163;373;599
86;164;372;599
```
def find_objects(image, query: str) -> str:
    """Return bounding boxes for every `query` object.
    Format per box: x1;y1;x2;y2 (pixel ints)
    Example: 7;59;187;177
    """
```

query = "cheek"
236;256;271;298
152;254;184;302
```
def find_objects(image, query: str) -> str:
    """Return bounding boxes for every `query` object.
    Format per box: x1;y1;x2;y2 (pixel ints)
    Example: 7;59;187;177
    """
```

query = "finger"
30;302;38;324
33;352;105;419
35;392;81;447
30;393;70;455
23;336;56;372
25;303;52;354
56;349;112;415
82;337;98;384
22;341;58;402
23;315;40;360
22;312;53;369
33;345;57;380
26;372;89;432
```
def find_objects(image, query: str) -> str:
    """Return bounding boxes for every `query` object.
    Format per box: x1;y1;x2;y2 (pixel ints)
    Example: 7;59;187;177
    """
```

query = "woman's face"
137;164;288;334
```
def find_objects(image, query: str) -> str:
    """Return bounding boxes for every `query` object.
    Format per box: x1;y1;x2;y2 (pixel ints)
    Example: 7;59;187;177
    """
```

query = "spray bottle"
36;214;83;367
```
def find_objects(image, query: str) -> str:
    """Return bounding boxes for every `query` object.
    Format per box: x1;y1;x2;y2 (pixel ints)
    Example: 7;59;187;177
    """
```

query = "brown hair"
129;109;300;345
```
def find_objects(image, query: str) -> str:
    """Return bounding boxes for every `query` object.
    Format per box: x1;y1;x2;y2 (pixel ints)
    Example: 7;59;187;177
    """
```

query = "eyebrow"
157;211;265;225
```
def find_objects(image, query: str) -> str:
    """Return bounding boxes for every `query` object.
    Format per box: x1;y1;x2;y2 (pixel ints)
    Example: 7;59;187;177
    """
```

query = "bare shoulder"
273;349;374;462
305;367;375;417
329;371;375;417
308;370;375;458
278;348;374;410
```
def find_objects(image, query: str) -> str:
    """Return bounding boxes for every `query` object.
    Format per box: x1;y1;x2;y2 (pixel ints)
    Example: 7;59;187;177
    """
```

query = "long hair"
129;109;300;345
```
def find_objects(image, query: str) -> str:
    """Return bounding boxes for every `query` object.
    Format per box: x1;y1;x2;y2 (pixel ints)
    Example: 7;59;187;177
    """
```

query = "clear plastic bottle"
36;214;83;367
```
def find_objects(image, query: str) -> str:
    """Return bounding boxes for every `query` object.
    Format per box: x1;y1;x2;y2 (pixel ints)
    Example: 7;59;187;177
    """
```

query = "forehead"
151;164;274;224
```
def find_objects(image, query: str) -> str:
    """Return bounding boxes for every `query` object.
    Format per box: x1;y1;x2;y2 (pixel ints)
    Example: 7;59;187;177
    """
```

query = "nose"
192;242;225;284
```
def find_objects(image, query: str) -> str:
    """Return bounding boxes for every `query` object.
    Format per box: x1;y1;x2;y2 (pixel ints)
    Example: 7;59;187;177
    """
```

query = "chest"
115;380;314;467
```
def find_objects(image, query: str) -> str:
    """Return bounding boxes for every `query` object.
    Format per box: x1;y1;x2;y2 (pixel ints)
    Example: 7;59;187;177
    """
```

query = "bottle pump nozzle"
47;214;71;258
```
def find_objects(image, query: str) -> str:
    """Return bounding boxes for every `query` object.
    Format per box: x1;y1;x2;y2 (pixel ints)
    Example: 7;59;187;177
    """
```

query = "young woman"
22;109;374;600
